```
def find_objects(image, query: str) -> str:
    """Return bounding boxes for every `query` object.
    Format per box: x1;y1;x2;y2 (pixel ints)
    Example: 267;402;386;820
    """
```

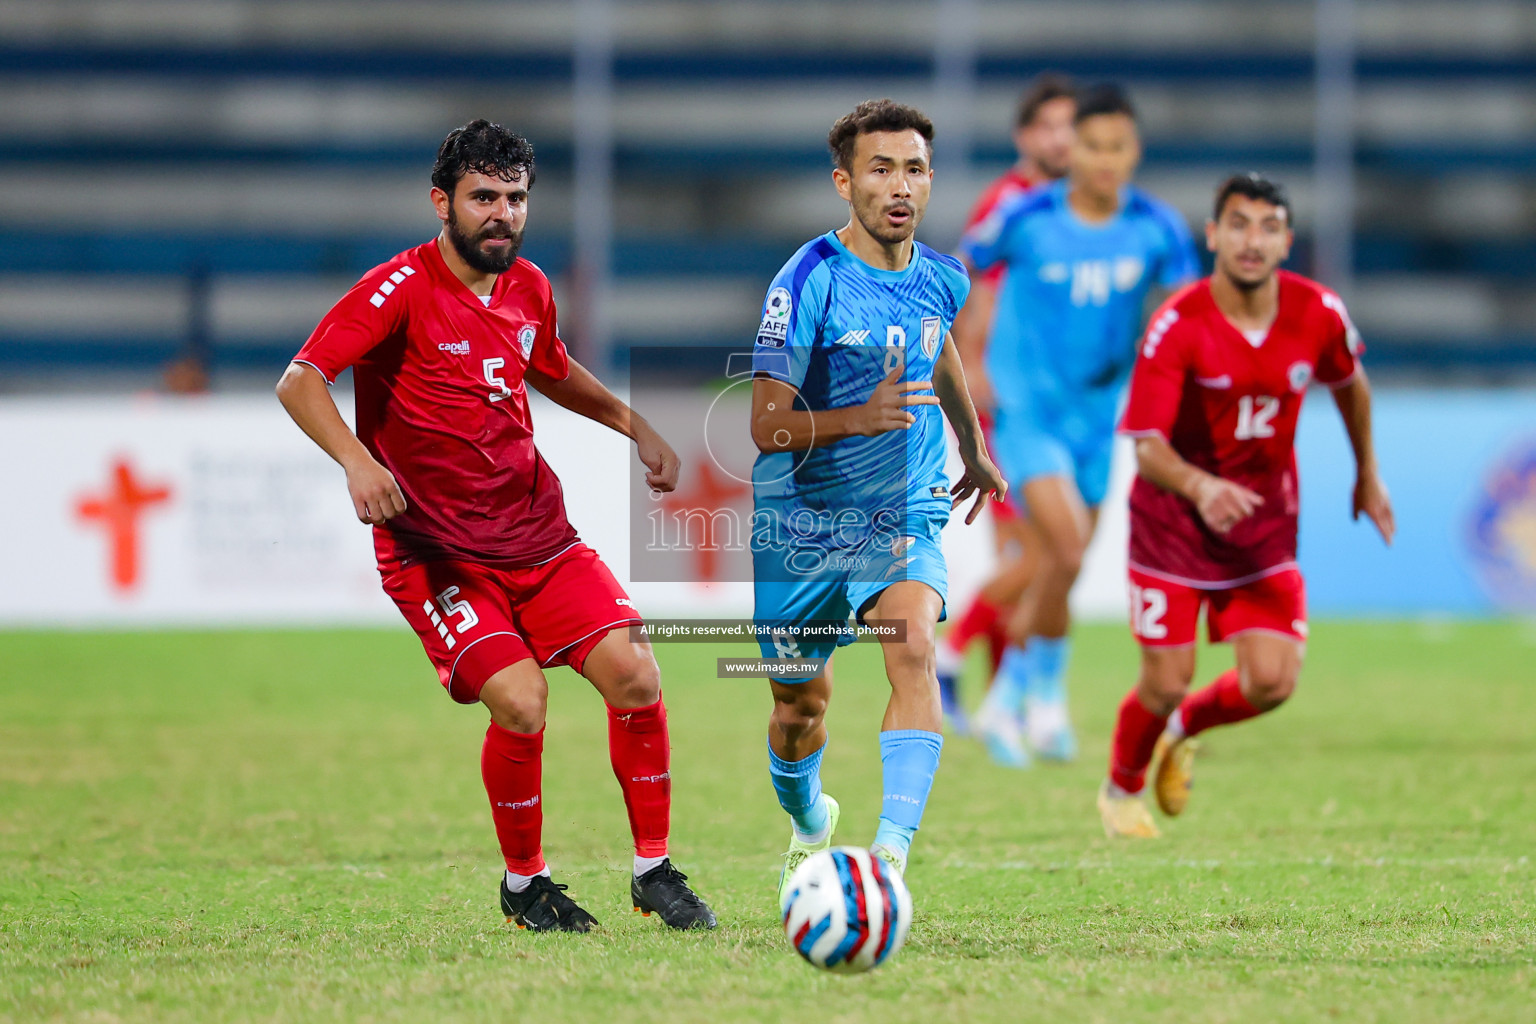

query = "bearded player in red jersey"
936;73;1076;733
1098;173;1395;837
276;120;715;930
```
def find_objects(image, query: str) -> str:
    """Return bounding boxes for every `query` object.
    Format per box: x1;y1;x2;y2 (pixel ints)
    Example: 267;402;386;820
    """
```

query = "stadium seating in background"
1;0;1533;387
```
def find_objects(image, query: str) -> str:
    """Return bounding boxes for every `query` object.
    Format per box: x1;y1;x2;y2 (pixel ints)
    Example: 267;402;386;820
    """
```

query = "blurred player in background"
958;84;1199;767
1099;173;1394;838
937;73;1077;737
750;100;1005;897
276;120;715;931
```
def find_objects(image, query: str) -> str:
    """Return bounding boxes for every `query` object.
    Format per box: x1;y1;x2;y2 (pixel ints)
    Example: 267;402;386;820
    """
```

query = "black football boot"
631;860;718;930
500;875;600;933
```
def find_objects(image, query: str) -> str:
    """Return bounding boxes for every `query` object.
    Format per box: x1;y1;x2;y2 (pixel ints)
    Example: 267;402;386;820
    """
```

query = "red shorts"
380;543;641;704
1127;565;1307;647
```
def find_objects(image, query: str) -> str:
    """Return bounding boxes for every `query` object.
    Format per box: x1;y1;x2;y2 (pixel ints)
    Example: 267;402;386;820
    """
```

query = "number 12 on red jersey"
1234;395;1279;440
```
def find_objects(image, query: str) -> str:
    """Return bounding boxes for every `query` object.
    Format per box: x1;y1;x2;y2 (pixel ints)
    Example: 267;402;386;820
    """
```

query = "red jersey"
962;167;1037;287
295;240;578;571
1119;270;1362;587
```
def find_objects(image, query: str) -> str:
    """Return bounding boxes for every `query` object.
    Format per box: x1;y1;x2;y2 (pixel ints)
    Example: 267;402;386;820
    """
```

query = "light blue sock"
1022;636;1070;705
988;645;1030;711
768;739;829;838
873;730;944;858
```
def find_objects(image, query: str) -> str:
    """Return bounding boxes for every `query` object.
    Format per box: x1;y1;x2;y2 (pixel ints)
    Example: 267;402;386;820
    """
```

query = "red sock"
607;697;671;857
481;722;545;875
944;593;1000;656
985;616;1010;675
1109;689;1169;794
1178;669;1261;736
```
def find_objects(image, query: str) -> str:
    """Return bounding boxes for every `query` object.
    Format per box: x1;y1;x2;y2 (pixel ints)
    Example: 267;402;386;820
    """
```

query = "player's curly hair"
827;99;934;171
431;119;537;197
1214;172;1291;221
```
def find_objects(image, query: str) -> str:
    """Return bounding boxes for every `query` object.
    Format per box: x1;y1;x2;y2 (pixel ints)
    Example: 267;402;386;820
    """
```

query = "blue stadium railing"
6;230;1536;282
4;138;1531;174
2;226;1533;377
3;42;1531;82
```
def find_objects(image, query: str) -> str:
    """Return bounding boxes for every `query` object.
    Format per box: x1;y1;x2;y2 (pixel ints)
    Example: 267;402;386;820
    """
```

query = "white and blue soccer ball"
781;846;913;973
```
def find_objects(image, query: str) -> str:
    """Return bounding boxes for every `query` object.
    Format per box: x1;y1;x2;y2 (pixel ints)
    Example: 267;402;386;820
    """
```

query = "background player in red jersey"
1099;173;1395;838
936;73;1076;733
275;120;715;930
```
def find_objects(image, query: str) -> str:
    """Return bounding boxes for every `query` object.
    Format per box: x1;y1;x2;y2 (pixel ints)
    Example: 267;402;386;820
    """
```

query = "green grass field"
2;621;1533;1023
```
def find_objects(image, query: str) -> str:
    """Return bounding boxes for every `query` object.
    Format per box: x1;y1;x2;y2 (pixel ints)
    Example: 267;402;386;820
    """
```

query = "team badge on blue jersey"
920;317;941;358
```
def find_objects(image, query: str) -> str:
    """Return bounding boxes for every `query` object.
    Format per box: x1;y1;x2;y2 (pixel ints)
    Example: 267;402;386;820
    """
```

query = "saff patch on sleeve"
757;287;793;348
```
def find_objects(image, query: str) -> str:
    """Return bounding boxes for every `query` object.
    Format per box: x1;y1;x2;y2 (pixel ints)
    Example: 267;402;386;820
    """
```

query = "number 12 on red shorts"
1127;566;1308;647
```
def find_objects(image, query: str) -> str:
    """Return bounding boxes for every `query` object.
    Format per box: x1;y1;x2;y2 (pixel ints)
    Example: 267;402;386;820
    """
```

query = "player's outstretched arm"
275;362;406;525
749;368;940;455
1134;435;1263;536
949;278;997;413
932;333;1008;524
526;358;679;493
1329;369;1395;545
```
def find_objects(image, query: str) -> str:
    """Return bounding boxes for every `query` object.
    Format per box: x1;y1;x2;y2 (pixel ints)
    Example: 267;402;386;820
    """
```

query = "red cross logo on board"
656;457;750;583
75;457;173;592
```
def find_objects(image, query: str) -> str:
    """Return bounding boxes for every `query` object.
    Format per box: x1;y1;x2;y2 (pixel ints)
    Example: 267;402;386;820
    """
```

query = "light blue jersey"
958;180;1198;503
751;230;969;676
753;230;970;529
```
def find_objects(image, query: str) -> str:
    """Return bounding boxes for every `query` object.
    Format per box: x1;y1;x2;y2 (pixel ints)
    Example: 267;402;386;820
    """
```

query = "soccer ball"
780;846;913;973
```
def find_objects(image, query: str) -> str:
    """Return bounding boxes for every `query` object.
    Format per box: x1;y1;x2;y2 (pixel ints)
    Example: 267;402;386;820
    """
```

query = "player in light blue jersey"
750;99;1005;897
957;84;1199;767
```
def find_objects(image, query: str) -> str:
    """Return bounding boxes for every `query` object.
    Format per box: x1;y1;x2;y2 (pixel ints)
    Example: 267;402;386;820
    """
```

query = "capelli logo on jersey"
630;772;671;784
438;340;471;356
495;795;540;810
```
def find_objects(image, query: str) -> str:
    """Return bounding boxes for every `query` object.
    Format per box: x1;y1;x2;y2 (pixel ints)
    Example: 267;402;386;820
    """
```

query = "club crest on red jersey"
1287;360;1313;393
518;324;536;359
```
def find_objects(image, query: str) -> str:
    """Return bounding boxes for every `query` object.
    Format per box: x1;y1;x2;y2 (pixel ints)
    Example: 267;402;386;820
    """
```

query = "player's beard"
853;190;919;247
1224;254;1278;292
446;207;524;274
1035;152;1071;181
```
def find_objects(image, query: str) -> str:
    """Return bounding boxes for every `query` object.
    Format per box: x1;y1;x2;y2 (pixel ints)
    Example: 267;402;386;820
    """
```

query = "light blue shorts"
992;407;1114;508
753;516;948;682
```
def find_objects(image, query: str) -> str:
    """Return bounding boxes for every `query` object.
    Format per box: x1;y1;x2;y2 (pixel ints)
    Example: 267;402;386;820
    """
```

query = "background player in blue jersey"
749;99;1006;897
958;85;1200;768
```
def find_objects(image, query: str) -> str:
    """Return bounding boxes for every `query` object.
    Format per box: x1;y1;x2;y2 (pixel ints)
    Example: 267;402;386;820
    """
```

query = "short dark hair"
1213;172;1291;221
1073;83;1136;125
1015;73;1076;129
431;119;536;198
827;99;935;171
